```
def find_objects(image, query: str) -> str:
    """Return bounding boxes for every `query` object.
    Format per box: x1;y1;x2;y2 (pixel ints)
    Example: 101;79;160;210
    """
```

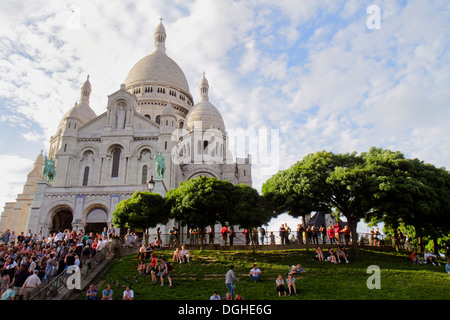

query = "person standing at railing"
279;224;286;245
327;226;336;245
319;224;326;244
208;227;215;245
297;224;304;244
341;226;351;246
333;222;341;243
221;225;229;246
259;227;266;245
229;226;236;246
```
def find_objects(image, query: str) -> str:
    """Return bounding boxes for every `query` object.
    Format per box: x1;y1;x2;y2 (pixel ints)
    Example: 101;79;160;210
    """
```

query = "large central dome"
124;20;190;94
125;52;190;93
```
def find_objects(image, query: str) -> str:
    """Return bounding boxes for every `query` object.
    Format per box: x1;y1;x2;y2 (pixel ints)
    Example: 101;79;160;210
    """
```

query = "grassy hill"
83;248;449;300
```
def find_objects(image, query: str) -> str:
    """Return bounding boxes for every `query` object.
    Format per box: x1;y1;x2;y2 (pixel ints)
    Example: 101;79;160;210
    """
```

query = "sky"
0;0;449;234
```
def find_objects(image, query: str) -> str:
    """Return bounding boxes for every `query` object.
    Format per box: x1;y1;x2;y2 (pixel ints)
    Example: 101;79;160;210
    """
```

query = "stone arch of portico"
46;202;74;233
82;200;110;223
187;169;220;180
83;202;110;236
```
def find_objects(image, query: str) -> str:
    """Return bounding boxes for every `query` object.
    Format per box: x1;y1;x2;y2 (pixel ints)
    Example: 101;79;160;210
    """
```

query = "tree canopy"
112;191;170;243
262;147;450;251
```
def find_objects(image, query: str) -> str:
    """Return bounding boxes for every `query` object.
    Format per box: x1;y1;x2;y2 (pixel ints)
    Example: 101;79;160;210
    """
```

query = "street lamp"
147;175;155;192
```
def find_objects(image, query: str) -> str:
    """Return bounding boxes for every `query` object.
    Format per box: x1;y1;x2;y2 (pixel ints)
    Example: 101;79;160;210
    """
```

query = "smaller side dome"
186;73;225;132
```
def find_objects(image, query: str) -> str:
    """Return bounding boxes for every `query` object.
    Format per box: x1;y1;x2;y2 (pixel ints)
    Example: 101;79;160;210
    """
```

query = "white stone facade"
1;21;251;238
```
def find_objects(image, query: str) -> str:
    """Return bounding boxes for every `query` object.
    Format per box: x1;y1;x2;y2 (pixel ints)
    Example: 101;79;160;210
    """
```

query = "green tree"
263;150;375;249
262;152;332;228
166;176;237;249
363;147;450;253
230;184;274;251
112;191;170;244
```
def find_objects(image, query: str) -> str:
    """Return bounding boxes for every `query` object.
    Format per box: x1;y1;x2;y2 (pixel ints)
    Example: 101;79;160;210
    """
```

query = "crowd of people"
0;227;113;300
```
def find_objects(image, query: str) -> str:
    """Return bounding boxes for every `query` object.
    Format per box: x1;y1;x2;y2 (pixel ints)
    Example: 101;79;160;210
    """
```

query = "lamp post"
147;175;155;192
144;176;155;245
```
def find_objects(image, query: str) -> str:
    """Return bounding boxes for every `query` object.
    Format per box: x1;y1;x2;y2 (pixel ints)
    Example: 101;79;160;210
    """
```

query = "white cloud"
0;0;449;214
21;131;44;142
0;155;34;212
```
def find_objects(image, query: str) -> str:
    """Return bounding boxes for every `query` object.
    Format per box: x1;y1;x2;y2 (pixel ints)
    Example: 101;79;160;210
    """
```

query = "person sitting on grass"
137;260;146;274
234;293;244;300
276;274;286;297
336;247;349;263
410;250;422;264
85;284;98;300
180;245;190;263
424;250;441;266
210;291;221;300
172;247;182;264
123;285;134;300
316;247;324;262
249;263;262;282
445;259;450;274
224;292;233;300
326;248;338;264
286;273;298;296
288;264;305;275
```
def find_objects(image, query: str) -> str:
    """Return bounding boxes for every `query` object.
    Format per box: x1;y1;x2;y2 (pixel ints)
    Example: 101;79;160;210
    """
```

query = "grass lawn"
82;248;450;300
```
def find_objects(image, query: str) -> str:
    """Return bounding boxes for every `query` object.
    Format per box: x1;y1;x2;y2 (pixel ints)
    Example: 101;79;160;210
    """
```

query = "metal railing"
132;231;388;248
29;242;111;300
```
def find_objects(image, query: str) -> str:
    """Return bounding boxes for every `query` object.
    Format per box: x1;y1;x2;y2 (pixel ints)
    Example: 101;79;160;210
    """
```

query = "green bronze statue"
42;155;56;185
155;152;165;179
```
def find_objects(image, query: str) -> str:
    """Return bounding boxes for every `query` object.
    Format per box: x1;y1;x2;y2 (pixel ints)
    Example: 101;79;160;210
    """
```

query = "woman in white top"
276;274;286;296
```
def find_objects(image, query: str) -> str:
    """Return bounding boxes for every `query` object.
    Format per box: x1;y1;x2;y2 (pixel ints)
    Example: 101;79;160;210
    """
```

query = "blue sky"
0;0;449;233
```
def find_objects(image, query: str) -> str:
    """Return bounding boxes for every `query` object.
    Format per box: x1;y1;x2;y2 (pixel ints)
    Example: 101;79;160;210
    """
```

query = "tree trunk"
199;229;205;252
432;237;439;255
392;221;399;251
347;217;359;250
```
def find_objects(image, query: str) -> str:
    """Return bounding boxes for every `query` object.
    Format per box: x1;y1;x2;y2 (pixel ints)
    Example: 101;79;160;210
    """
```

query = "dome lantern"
154;17;167;53
199;71;209;102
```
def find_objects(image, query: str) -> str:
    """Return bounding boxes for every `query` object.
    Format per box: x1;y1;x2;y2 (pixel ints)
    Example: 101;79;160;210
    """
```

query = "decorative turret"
186;73;225;132
80;75;91;103
199;71;209;101
154;18;167;53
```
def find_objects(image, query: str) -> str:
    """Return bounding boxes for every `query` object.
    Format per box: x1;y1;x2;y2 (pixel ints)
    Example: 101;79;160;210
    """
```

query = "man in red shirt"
221;225;229;246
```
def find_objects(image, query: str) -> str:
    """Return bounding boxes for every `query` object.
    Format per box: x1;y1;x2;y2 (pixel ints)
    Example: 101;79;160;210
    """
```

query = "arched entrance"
85;208;108;236
51;210;73;234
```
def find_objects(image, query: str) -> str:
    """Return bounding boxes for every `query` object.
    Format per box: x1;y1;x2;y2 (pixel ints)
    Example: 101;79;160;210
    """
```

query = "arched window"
155;115;161;124
141;165;148;185
111;148;121;178
82;166;90;186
